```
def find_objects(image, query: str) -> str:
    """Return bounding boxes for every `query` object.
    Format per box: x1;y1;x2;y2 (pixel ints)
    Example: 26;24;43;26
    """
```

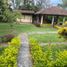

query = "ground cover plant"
29;38;67;67
0;37;21;67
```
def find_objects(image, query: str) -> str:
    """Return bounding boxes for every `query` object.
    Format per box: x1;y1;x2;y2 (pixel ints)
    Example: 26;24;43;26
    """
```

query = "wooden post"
41;15;43;25
37;16;39;23
52;16;54;26
63;17;65;23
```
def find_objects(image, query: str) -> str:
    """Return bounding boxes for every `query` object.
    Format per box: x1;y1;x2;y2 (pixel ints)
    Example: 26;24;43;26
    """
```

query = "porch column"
37;16;39;23
63;17;65;23
52;16;54;26
41;15;43;25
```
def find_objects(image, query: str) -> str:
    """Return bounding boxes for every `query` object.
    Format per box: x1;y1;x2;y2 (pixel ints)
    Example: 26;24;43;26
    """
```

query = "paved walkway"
18;33;32;67
28;31;57;35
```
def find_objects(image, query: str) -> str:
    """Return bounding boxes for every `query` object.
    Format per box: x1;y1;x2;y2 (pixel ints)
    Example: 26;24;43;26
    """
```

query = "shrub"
1;34;15;43
29;38;55;67
0;0;22;23
0;37;21;67
63;21;67;27
0;46;18;67
58;27;67;39
54;25;61;29
8;37;21;46
30;38;67;67
55;50;67;67
3;10;22;23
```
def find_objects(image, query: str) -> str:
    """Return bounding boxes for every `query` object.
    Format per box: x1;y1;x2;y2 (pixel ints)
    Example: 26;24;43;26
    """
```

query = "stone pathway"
18;33;32;67
28;31;57;35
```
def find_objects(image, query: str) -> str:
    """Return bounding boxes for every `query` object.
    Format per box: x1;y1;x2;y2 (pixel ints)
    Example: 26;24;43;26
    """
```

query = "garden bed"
29;38;67;67
0;37;21;67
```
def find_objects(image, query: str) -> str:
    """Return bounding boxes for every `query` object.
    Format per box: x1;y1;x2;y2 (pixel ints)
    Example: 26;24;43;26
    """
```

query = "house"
18;6;67;25
17;9;35;23
36;6;67;26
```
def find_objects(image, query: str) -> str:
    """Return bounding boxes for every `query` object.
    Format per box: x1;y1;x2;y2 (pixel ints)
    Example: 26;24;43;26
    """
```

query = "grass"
29;33;67;43
0;23;56;35
30;37;67;67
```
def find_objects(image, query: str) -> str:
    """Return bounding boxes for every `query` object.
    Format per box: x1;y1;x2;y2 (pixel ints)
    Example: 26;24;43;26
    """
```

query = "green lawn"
0;23;56;35
30;38;67;67
29;33;67;43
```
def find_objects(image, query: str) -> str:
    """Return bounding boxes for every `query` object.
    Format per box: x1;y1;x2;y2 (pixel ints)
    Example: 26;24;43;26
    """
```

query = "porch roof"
36;6;67;16
19;10;35;14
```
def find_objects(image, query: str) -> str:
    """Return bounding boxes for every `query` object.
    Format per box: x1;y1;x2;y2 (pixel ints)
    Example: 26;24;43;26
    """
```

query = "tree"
58;0;67;9
0;0;8;21
18;0;35;10
35;0;51;9
0;0;21;22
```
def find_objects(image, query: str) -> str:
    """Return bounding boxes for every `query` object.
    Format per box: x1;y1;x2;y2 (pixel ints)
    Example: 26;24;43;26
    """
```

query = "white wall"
17;15;32;23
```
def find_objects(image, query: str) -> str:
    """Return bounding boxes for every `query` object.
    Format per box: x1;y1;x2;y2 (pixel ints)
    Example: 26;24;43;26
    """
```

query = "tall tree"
35;0;51;9
19;0;35;10
0;0;8;21
58;0;67;9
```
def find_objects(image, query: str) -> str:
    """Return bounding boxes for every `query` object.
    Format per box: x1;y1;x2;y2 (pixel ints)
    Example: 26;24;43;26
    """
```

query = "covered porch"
35;7;67;26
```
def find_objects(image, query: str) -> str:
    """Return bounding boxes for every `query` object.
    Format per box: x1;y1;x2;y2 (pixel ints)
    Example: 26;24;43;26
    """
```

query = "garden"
29;22;67;67
0;19;67;67
29;38;67;67
0;0;67;67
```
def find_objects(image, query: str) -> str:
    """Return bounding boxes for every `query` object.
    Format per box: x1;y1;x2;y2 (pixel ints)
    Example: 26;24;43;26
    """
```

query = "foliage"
30;38;67;67
0;34;15;43
8;37;21;46
3;10;22;22
55;50;67;67
29;38;47;67
58;27;67;39
63;21;67;27
58;0;67;9
54;25;61;29
0;0;22;22
0;37;21;67
58;21;67;39
35;0;51;9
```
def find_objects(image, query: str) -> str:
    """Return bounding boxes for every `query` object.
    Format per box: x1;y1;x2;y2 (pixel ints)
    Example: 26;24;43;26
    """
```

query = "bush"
1;34;15;43
54;25;61;29
63;21;67;27
0;37;21;67
30;38;67;67
8;37;21;46
58;27;67;39
3;10;22;23
29;38;47;67
0;0;22;23
0;46;18;67
55;50;67;67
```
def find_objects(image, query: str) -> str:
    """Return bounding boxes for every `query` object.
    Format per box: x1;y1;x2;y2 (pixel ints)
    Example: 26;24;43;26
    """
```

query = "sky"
51;0;62;5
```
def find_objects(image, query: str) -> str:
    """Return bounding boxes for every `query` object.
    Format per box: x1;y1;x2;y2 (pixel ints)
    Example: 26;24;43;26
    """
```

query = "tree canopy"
58;0;67;9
